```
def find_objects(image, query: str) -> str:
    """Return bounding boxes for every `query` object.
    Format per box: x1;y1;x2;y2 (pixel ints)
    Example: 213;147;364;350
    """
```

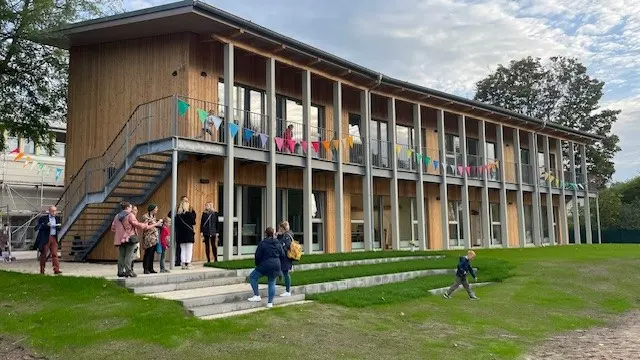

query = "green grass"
258;254;513;286
207;250;445;269
2;244;640;360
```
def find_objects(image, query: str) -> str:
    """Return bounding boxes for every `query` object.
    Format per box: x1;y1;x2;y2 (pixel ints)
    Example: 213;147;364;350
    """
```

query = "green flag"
197;108;208;124
177;99;190;117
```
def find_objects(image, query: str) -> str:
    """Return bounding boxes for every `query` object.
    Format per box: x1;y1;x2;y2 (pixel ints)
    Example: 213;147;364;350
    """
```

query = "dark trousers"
203;234;217;263
174;244;181;266
143;246;156;272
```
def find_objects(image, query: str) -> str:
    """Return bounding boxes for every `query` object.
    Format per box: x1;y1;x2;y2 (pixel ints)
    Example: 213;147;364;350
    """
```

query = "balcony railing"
422;148;441;176
396;143;418;172
370;139;392;169
521;164;535;185
276;118;305;156
444;152;463;177
310;125;336;161
346;135;365;165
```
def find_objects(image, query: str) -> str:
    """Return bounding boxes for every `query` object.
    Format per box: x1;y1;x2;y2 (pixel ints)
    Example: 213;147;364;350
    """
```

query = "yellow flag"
347;136;354;148
395;145;401;154
332;139;340;150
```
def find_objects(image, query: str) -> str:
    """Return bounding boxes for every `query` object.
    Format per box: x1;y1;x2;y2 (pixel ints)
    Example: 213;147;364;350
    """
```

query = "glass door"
218;184;240;256
240;186;263;255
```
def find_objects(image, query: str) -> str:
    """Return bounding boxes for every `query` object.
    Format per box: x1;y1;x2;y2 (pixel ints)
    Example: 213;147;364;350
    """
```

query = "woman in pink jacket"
112;201;156;278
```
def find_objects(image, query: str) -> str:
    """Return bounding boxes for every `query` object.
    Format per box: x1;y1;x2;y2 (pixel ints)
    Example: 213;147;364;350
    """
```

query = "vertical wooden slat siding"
507;190;519;247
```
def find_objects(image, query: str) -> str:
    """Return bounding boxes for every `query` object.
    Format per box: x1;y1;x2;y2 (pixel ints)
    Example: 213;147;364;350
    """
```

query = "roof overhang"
40;0;603;144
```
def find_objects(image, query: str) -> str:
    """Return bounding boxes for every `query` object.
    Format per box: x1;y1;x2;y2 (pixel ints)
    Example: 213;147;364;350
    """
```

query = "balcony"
370;139;392;169
396;143;419;172
346;135;365;166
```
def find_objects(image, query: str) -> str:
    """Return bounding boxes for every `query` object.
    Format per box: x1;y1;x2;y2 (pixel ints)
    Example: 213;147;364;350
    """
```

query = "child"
159;217;171;273
443;250;479;300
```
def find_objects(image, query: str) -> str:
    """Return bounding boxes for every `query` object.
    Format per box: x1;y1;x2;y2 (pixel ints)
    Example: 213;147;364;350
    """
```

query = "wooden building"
43;0;602;263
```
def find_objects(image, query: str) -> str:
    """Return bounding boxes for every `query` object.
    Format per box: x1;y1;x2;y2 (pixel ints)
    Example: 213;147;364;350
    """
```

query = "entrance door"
240;186;263;255
218;184;240;256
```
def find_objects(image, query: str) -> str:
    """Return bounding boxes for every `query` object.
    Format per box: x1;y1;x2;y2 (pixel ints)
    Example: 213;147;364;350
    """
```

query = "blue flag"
228;123;239;138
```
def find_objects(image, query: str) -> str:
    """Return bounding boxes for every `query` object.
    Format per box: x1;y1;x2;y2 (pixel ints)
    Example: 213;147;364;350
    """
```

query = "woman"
200;202;219;263
247;227;285;308
141;204;163;274
175;198;197;269
169;195;189;267
277;221;294;297
112;202;156;278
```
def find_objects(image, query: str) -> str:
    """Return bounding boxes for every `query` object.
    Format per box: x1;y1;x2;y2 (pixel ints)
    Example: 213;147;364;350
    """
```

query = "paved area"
0;250;221;279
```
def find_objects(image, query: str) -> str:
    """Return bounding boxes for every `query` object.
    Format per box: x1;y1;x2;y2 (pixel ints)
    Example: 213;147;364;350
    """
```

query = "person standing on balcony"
141;204;163;274
247;227;284;308
200;202;219;263
277;221;294;297
175;198;197;270
168;195;189;266
35;206;62;275
112;202;156;278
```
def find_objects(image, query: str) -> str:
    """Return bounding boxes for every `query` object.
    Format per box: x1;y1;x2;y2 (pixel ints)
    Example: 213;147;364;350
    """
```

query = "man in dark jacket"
35;206;62;275
443;250;479;300
247;227;284;308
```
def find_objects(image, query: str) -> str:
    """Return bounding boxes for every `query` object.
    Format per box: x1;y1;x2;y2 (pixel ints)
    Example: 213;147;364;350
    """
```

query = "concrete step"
115;269;238;287
151;283;284;308
190;294;306;317
130;276;246;294
199;300;312;320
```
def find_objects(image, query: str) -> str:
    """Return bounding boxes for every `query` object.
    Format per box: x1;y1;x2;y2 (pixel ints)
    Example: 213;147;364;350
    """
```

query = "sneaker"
266;303;273;308
280;292;292;297
247;295;262;302
54;271;62;275
129;272;138;278
160;269;170;273
442;293;451;299
470;296;480;300
150;270;157;274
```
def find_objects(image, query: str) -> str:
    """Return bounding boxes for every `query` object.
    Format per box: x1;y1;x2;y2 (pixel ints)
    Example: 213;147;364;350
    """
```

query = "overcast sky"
126;0;640;182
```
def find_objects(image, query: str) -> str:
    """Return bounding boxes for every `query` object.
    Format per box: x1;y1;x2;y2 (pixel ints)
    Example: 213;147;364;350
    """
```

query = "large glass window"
521;148;533;184
524;205;534;244
348;113;364;164
350;194;364;250
23;139;36;154
445;134;462;176
284;189;324;252
217;184;239;250
241;187;263;253
490;203;502;245
486;142;498;181
448;200;464;247
370;120;390;168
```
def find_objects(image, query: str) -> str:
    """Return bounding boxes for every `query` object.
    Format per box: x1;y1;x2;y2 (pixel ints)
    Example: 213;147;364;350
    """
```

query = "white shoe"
280;292;291;297
266;303;273;308
247;295;262;302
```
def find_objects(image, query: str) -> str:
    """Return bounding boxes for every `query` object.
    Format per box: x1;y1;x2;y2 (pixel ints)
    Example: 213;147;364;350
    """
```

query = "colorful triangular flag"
433;160;439;170
212;116;222;130
228;123;239;138
322;140;330;151
332;139;340;150
405;149;412;158
13;152;24;161
300;140;308;153
197;109;208;124
9;147;19;154
416;153;422;161
395;144;402;154
23;156;33;168
465;166;471;176
275;137;284;151
311;141;320;153
457;165;463;176
424;156;431;167
259;134;268;148
55;168;63;182
243;128;255;142
287;139;296;153
177;99;190;117
347;136;354;148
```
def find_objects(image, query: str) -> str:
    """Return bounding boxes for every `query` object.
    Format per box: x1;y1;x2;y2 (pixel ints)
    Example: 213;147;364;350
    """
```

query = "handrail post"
173;95;178;137
125;122;130;169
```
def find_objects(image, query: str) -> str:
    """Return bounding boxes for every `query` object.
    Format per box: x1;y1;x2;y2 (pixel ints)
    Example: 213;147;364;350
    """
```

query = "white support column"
479;120;491;247
569;142;580;244
459;115;471;249
222;42;235;261
543;136;555;245
388;97;400;250
529;132;542;246
557;139;569;245
514;129;526;247
496;124;509;247
596;195;602;244
334;81;344;253
580;144;592;244
361;91;374;251
413;104;427;250
169;149;178;270
437;109;449;250
266;58;277;229
302;70;313;254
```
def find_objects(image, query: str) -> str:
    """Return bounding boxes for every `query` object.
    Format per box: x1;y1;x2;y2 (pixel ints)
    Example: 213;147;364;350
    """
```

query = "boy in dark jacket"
247;227;285;308
443;250;479;300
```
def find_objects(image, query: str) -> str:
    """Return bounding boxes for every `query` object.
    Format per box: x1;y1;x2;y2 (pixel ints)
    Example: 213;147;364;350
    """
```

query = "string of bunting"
540;170;584;190
6;148;64;182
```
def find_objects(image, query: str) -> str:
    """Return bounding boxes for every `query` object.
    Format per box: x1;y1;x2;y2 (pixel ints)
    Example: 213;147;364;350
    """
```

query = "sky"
125;0;640;182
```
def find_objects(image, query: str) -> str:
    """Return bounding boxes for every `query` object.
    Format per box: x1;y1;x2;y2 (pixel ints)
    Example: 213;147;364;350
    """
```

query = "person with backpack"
442;250;480;300
277;221;294;297
247;227;285;308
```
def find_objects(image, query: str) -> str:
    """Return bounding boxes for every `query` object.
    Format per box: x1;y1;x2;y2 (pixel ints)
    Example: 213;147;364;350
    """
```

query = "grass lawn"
259;254;513;286
207;250;445;269
2;245;640;360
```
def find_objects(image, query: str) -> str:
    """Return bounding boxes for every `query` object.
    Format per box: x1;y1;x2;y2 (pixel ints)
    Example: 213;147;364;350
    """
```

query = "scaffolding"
0;153;64;251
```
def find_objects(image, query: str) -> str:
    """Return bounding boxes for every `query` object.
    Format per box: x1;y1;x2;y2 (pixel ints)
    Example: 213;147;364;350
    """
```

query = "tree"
1;0;120;154
474;56;620;189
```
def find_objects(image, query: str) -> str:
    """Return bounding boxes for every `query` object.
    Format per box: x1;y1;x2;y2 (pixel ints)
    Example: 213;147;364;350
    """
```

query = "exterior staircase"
116;269;307;319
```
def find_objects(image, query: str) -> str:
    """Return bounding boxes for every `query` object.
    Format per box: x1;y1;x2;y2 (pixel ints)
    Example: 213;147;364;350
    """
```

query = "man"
35;206;62;275
442;250;479;300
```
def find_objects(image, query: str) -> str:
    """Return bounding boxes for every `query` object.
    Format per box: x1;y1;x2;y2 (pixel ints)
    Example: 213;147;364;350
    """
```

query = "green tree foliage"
0;0;120;153
474;56;620;189
590;176;640;230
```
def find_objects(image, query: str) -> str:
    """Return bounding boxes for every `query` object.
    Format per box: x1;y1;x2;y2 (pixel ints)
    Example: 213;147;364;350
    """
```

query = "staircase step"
199;300;311;320
152;283;282;308
129;165;166;171
116;269;238;287
130;276;246;295
136;159;169;165
120;179;152;184
190;294;306;317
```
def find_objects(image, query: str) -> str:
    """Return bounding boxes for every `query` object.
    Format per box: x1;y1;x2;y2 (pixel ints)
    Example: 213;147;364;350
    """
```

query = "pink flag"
484;164;490;172
457;165;463;176
478;165;484;174
311;141;320;153
300;140;308;153
275;137;284;151
465;166;471;176
287;139;296;152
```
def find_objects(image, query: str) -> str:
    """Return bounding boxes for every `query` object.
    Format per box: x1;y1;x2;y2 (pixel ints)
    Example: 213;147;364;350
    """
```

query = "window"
370;119;389;168
38;132;66;157
486;142;498;181
347;113;364;164
5;136;18;152
23;139;36;154
490;203;502;245
467;138;480;179
445;134;462;176
396;125;413;170
520;148;532;184
448;200;464;247
524;205;534;244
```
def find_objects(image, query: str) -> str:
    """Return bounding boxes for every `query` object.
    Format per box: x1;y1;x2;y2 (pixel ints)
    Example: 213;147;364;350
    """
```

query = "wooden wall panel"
426;183;442;249
507;190;519;247
504;129;517;183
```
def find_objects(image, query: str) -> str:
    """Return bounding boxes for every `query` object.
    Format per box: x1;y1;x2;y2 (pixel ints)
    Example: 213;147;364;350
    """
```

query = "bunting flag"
286;139;296;153
465;166;471;176
322;140;330;151
243;128;255;142
30;161;37;170
433;160;439;170
259;134;268;148
300;140;308;153
9;147;19;154
275;137;284;151
37;163;45;173
348;136;354;148
22;156;33;168
395;145;402;154
212;116;223;130
332;139;340;150
55;168;63;182
484;164;489;172
405;149;412;158
457;165;463;176
177;99;190;117
197;109;208;124
555;178;559;187
228;123;239;138
548;174;556;182
13;152;24;162
424;156;431;167
416;153;423;161
311;141;320;153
